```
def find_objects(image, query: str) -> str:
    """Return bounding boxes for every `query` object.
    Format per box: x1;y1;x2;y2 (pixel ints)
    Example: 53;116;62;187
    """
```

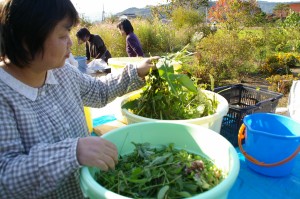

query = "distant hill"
258;1;278;13
116;1;297;18
116;7;152;18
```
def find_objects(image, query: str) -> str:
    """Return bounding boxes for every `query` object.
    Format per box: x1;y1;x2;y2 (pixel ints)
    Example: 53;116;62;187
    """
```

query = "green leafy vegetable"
122;48;218;120
95;142;225;198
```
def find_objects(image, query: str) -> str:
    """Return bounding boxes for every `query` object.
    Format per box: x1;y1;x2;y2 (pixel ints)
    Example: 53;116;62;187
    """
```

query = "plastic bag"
87;59;109;73
288;80;300;122
65;53;79;67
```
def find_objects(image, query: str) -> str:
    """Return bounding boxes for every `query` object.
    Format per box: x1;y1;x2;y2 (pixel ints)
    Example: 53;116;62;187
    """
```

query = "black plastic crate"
214;84;283;147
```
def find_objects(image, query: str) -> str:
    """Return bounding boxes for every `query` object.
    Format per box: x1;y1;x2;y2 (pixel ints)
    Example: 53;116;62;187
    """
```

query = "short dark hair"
117;19;134;35
0;0;79;67
76;28;90;40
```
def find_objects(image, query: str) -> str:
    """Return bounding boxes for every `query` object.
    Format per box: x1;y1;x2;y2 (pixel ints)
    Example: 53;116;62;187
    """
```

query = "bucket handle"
238;124;300;167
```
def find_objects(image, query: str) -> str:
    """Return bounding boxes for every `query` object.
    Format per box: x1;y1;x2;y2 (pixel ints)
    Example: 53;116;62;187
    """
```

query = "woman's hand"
76;137;118;171
136;56;160;79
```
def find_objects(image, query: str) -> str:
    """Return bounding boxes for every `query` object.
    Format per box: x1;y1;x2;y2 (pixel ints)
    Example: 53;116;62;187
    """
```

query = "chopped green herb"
95;142;225;198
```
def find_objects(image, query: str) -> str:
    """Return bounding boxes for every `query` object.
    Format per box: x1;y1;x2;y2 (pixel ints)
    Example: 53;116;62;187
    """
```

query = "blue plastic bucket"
75;56;87;73
238;113;300;177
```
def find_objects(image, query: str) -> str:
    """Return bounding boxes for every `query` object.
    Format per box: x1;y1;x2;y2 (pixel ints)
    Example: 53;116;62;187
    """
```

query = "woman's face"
119;26;126;36
77;36;88;45
34;17;73;70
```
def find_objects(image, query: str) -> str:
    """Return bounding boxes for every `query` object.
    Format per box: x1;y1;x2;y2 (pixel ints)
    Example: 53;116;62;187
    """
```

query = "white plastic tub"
121;90;229;133
80;122;240;199
108;57;143;74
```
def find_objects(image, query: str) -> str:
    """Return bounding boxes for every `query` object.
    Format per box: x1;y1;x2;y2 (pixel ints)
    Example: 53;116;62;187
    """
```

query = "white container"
108;57;144;74
108;57;182;74
80;122;240;199
121;90;229;133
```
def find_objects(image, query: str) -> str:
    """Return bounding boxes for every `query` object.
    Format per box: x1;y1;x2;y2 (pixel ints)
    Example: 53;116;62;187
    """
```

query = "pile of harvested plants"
95;142;225;198
122;48;218;120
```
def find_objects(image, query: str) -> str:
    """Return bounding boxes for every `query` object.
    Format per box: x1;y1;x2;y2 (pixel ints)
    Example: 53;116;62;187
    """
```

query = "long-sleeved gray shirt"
0;63;144;199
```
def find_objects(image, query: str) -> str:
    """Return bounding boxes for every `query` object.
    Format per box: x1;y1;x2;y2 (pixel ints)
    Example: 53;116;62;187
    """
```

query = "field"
71;16;300;111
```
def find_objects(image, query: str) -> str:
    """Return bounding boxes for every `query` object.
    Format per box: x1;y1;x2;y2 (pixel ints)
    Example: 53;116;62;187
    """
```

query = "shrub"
171;7;204;29
259;53;300;75
70;18;193;58
192;31;254;83
277;53;300;68
266;74;299;94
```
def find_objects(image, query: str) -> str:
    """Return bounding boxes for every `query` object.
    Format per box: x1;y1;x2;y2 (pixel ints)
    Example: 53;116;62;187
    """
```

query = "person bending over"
76;27;112;63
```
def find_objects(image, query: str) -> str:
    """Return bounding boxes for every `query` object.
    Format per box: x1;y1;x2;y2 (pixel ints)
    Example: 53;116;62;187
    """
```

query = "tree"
283;11;300;28
273;3;290;21
151;0;209;19
171;7;205;29
208;0;262;31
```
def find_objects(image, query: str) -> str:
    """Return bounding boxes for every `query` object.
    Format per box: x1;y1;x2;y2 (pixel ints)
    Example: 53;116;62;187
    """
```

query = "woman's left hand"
136;56;160;79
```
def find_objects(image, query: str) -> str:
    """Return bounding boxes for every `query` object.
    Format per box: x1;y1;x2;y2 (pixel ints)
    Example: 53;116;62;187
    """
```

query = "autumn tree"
208;0;263;31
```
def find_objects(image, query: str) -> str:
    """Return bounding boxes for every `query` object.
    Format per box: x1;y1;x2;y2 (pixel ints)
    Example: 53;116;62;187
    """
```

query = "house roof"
290;3;300;12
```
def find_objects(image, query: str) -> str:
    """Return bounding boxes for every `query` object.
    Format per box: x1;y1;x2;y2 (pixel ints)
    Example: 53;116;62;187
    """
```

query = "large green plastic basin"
80;122;240;199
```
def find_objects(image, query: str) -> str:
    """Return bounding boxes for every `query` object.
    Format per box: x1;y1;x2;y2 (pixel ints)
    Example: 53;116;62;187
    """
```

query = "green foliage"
193;31;254;84
171;7;204;29
122;49;218;120
71;18;193;58
252;10;268;26
151;0;209;19
282;11;300;28
253;27;300;54
95;142;224;198
69;14;300;97
259;53;297;75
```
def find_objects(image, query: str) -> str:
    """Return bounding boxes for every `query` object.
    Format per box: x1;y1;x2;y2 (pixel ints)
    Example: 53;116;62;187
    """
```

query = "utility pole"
102;4;105;21
205;6;208;25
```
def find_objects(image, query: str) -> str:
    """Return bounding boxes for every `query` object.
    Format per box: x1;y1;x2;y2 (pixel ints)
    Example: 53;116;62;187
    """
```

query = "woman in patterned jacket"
0;0;157;198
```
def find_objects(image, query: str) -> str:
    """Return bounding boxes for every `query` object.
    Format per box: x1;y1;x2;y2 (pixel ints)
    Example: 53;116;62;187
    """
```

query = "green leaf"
126;178;149;184
121;99;138;109
157;185;169;199
158;68;178;95
149;153;172;166
183;183;198;192
131;167;143;178
176;74;197;93
177;191;193;198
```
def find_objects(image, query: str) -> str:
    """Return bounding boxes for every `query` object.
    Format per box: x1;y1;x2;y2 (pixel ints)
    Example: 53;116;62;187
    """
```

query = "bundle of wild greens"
122;49;218;120
95;142;224;198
